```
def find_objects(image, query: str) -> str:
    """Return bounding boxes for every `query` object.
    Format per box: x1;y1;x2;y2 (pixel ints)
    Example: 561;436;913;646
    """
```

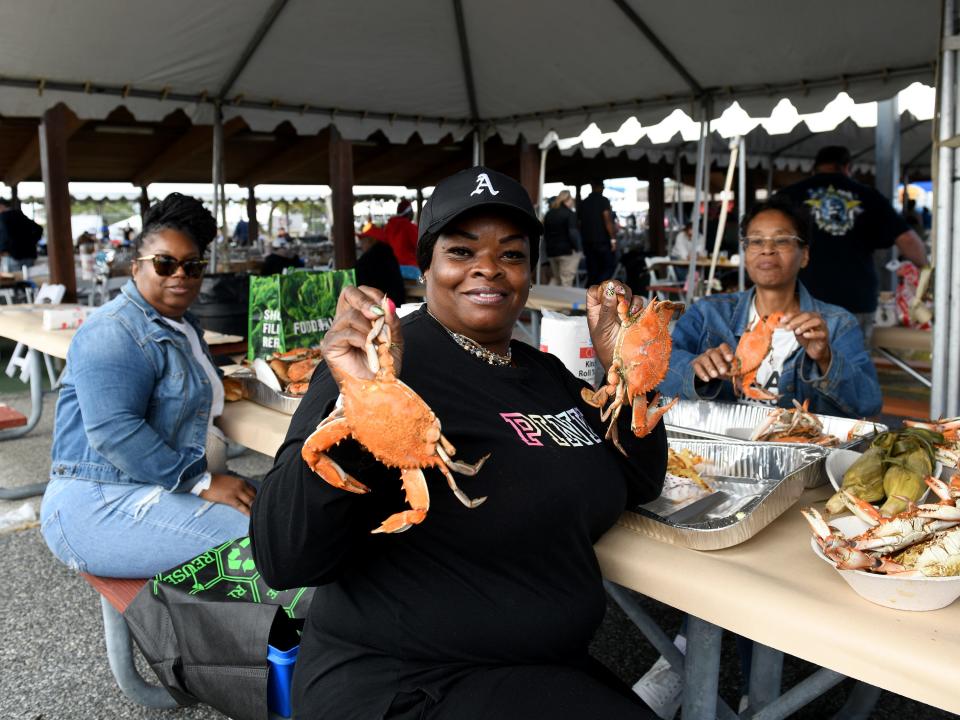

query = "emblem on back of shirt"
470;173;500;197
804;185;862;235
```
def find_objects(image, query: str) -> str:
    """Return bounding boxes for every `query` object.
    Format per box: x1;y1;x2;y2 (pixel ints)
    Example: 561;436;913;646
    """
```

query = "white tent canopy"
0;1;939;144
559;111;934;177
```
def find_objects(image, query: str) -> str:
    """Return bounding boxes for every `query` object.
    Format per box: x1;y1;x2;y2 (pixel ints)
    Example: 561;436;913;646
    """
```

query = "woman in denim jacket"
41;194;255;578
659;197;881;419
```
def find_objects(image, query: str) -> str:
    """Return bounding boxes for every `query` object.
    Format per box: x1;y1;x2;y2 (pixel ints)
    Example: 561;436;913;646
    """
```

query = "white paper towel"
539;310;595;382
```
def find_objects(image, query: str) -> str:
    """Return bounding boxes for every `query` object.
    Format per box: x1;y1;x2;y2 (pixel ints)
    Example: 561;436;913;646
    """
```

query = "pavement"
0;386;956;720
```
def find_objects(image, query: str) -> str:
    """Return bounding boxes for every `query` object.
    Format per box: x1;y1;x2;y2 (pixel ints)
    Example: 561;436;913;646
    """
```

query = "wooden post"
647;166;666;256
328;126;355;269
38;104;77;301
139;186;150;219
519;139;539;203
247;186;259;246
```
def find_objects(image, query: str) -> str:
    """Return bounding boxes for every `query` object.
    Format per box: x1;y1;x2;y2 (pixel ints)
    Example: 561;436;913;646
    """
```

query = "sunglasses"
136;254;208;278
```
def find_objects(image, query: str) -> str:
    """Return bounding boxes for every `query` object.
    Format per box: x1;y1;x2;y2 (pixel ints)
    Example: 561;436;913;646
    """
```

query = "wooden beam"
237;132;329;185
518;139;539;203
328;127;355;269
38;104;77;301
647;166;666;255
138;186;150;220
5;117;82;185
132;117;245;185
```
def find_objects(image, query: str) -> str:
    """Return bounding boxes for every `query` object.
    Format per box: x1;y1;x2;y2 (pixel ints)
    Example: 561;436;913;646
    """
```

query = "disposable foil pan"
624;439;824;551
237;375;302;415
663;398;887;488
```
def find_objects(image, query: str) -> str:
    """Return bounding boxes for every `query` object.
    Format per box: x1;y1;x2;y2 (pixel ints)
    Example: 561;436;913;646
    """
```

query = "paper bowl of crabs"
803;494;960;611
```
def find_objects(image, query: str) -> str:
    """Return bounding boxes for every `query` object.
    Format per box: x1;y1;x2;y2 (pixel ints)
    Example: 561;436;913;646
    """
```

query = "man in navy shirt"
776;146;927;343
579;180;618;286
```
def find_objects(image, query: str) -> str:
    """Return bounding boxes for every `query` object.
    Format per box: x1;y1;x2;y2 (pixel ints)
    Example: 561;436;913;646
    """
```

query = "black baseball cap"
417;166;543;266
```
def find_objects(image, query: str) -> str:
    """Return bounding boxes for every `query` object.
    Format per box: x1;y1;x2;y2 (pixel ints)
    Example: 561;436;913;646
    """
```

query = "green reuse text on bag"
247;268;356;360
123;536;313;720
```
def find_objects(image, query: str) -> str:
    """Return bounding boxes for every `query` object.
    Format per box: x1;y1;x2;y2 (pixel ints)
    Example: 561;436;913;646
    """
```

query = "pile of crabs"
804;474;960;578
261;347;322;396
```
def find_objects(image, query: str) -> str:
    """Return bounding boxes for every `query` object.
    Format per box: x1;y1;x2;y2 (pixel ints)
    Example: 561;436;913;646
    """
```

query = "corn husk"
825;446;885;514
878;447;931;516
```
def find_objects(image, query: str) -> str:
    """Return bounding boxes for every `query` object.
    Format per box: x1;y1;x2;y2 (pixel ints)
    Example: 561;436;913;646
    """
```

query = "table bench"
79;574;179;709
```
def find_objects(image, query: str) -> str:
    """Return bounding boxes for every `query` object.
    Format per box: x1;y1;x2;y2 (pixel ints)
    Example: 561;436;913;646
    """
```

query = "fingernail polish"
385;298;396;315
370;304;385;316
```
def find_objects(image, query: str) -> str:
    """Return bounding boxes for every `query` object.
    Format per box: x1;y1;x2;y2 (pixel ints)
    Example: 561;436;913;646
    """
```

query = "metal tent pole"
950;4;960;417
876;97;901;293
933;0;956;419
686;99;711;303
738;136;747;291
705;137;739;295
211;103;224;274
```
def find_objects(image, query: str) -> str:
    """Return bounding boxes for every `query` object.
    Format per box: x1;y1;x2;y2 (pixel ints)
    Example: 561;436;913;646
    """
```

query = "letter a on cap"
470;172;500;197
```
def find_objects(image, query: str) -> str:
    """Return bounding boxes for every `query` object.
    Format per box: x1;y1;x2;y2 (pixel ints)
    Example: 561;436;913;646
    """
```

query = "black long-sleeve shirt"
249;307;666;719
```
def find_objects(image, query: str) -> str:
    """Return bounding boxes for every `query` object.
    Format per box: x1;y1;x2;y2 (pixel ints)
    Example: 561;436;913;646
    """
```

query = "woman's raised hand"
782;311;832;372
691;343;736;383
320;286;403;387
586;280;641;371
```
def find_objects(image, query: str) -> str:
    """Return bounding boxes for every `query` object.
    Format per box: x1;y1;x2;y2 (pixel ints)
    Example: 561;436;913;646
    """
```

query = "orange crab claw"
372;468;430;534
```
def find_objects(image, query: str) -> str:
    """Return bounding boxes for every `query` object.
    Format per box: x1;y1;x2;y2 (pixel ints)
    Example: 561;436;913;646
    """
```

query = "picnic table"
0;303;243;497
214;399;960;719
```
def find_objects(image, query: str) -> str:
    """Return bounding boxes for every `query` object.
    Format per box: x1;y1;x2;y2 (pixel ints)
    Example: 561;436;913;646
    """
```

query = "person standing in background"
0;197;43;272
776;146;927;344
579;180;618;286
360;198;418;267
355;233;405;307
544;190;583;286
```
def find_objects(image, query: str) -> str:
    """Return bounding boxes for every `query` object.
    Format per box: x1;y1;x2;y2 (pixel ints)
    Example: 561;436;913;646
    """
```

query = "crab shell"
581;295;684;453
339;371;446;469
733;312;784;400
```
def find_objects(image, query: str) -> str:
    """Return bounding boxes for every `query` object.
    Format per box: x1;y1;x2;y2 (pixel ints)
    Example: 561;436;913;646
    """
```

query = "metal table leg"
830;681;882;720
747;642;783;713
0;347;43;441
0;348;50;499
100;596;179;708
683;615;725;720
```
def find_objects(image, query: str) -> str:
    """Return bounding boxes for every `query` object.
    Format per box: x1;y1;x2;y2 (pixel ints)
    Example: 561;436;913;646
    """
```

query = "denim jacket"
658;284;882;418
50;280;217;490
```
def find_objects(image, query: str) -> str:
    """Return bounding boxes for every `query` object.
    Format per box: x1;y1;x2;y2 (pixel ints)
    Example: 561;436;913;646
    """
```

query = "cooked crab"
301;306;488;533
581;287;684;454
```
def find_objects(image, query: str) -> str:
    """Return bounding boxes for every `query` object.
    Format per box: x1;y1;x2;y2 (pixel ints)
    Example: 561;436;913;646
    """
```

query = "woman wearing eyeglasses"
658;196;881;418
40;193;255;578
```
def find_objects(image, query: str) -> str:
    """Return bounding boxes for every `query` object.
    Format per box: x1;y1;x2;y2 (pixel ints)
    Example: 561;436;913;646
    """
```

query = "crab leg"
433;456;488;509
436;441;489;476
631;391;676;439
372;468;429;534
301;414;371;494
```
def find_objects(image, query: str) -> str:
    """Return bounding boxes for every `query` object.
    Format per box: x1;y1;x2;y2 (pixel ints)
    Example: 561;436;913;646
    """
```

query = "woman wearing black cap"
251;167;665;720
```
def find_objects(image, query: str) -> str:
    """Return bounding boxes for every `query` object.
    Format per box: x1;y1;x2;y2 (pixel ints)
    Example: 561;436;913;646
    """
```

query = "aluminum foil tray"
625;439;824;551
237;375;302;415
663;398;886;488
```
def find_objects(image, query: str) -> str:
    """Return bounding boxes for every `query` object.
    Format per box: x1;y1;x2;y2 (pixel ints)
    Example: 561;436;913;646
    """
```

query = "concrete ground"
0;386;955;720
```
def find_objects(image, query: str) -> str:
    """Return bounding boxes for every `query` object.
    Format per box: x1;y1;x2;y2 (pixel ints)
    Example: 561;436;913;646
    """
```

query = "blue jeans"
41;478;252;578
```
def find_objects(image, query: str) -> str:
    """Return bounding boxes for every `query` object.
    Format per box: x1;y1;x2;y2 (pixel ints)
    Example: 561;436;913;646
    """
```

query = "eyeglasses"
740;235;804;253
136;254;208;278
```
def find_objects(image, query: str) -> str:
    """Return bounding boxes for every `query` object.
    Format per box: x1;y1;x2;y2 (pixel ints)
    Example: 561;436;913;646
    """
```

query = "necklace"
426;309;513;367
